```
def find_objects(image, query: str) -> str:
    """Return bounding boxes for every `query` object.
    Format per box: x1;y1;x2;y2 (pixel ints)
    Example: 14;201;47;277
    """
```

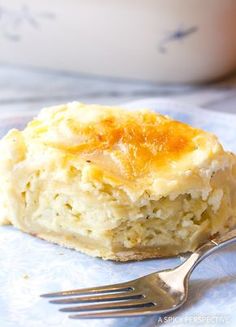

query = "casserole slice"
0;102;235;260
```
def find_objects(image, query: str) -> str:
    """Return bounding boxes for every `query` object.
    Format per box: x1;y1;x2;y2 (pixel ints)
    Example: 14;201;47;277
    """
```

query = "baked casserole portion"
0;102;235;261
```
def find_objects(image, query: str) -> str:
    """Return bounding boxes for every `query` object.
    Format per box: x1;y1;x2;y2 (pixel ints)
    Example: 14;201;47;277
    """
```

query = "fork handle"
176;228;236;276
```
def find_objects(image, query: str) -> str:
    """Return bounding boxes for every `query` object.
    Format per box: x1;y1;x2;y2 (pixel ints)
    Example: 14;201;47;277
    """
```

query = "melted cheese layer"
23;102;222;185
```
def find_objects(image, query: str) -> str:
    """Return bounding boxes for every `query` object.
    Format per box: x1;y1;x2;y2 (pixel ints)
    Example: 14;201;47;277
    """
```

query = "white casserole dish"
0;0;236;83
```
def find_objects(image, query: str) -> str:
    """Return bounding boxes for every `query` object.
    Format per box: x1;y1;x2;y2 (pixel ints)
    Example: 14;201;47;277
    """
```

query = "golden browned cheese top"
25;103;212;180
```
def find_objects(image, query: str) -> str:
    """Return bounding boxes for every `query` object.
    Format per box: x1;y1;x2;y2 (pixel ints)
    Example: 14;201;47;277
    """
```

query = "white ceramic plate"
0;99;236;327
1;1;236;83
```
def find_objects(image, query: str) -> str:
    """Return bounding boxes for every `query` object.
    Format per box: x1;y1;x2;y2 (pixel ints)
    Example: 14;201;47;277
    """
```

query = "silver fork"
41;229;236;319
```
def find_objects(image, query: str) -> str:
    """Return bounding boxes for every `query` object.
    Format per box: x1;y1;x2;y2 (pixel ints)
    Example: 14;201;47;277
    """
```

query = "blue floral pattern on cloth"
0;99;236;327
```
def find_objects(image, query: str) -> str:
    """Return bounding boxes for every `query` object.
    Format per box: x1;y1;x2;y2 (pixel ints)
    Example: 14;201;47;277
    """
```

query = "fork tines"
41;281;156;319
